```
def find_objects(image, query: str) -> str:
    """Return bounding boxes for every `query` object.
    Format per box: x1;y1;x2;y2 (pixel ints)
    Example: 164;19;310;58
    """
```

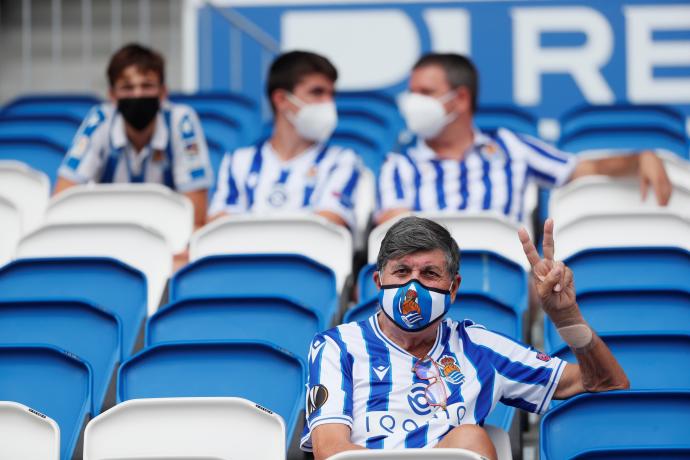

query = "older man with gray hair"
300;216;628;459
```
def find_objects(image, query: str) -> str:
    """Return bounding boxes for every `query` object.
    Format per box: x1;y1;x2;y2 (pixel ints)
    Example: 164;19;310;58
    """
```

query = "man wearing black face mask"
55;43;213;229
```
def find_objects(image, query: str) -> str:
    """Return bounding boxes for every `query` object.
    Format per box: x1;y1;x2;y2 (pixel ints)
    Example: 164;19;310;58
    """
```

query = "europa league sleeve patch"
307;384;329;416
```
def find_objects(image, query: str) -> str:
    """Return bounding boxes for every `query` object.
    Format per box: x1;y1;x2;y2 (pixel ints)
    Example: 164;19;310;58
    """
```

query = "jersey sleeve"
311;148;362;229
207;150;248;216
170;106;214;192
57;105;109;183
512;131;578;188
466;325;565;415
300;330;354;452
375;152;415;218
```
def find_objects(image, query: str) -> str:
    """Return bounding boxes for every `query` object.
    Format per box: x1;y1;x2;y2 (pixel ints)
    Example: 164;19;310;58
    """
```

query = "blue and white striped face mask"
378;279;452;332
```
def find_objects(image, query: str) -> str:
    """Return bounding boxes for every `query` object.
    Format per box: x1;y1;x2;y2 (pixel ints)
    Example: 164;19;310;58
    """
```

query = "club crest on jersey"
536;352;551;362
268;184;288;207
398;285;423;328
439;355;465;385
152;149;165;162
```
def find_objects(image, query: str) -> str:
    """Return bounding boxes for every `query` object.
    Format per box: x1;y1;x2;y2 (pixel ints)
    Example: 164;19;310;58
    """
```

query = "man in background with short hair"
208;50;362;229
55;43;213;229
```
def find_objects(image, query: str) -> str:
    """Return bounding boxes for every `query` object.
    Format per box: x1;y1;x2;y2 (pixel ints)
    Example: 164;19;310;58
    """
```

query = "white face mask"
286;93;338;143
398;91;458;139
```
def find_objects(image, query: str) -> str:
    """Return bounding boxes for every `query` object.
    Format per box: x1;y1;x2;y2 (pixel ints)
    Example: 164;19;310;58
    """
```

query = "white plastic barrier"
47;183;194;253
191;213;353;291
369;212;530;270
83;397;285;460
0;197;21;266
0;401;60;460
550;176;690;228
16;222;171;314
0;160;50;234
554;212;690;260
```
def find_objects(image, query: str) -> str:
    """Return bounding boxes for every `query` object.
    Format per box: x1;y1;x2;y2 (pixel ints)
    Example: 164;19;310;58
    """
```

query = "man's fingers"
541;264;562;294
518;227;541;267
654;176;672;206
640;176;649;202
542;218;555;261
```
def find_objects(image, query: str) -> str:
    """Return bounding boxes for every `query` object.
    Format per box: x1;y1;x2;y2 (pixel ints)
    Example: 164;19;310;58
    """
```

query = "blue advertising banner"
185;0;690;122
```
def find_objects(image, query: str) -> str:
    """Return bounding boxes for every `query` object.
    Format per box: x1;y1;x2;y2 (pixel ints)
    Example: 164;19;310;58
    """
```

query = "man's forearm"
571;153;640;179
572;331;630;393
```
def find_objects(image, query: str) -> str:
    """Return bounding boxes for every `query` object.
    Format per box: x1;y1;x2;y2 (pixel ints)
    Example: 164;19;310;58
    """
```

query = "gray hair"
376;216;460;278
413;53;478;113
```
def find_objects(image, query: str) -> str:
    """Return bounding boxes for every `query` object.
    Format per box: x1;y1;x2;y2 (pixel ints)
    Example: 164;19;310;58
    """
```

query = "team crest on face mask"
439;355;465;385
398;285;423;328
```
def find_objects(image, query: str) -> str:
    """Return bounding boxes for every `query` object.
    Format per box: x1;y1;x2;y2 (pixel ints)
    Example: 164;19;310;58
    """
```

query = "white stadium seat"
190;213;353;291
0;401;60;460
47;183;194;253
16;222;171;313
368;212;530;270
554;212;690;260
329;448;485;459
0;160;50;234
550;176;690;228
0;196;21;266
83;397;285;460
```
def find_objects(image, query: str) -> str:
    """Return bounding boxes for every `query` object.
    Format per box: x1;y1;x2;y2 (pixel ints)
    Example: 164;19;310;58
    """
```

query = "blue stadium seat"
338;108;396;149
0;114;81;151
545;290;690;352
169;92;261;145
336;91;405;135
0;137;65;186
195;110;245;153
552;333;690;390
170;254;338;325
560;104;686;140
0;94;102;120
564;247;690;295
540;391;690;459
331;128;386;175
117;340;305;444
0;257;147;356
0;299;121;414
146;296;321;362
558;126;689;160
474;106;538;136
357;250;528;311
0;344;92;460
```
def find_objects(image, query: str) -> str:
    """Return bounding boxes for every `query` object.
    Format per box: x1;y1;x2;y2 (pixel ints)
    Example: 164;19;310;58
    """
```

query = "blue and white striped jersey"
376;128;578;223
301;315;565;451
58;102;213;192
208;141;362;228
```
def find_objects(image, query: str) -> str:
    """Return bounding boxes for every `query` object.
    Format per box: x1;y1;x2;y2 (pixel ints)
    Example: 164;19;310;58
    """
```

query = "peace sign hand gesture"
518;219;584;327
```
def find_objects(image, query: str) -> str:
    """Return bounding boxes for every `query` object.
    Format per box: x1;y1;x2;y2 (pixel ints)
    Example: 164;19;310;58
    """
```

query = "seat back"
0;257;147;356
545;290;690;351
147;296;321;362
16;222;171;313
0;299;122;413
474;106;538;136
550;176;690;227
540;391;690;459
0;196;21;266
0;160;50;234
0;137;65;186
46;183;194;253
84;397;285;460
0;94;101;119
0;114;81;150
552;333;690;390
554;213;690;260
190;214;352;292
170;254;337;324
117;341;304;444
0;345;92;460
0;401;60;460
329;448;484;459
369;212;531;270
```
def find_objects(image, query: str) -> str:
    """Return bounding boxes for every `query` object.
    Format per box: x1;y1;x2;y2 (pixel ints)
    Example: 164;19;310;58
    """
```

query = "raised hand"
518;219;582;326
